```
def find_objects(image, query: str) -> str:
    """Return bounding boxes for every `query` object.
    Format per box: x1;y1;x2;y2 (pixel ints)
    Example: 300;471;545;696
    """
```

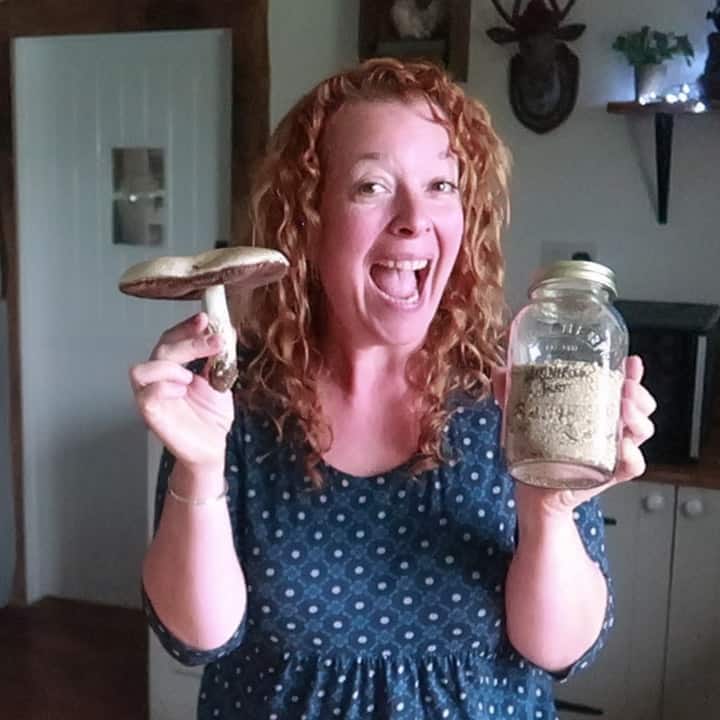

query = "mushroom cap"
118;246;289;300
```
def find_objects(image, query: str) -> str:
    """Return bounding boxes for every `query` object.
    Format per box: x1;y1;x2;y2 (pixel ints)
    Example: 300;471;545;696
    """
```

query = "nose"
388;188;431;238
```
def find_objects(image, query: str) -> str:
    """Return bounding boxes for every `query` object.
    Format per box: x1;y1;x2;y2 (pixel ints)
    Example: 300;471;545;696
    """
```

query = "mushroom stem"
201;284;238;392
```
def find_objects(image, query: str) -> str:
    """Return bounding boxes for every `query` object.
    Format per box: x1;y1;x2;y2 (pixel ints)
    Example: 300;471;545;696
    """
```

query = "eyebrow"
354;150;455;161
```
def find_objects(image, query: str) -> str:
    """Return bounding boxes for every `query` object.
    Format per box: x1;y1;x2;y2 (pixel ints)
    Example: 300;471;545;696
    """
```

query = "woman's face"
315;99;464;350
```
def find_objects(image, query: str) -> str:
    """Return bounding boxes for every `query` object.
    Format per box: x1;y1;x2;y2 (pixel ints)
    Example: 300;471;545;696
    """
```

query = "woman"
132;58;655;719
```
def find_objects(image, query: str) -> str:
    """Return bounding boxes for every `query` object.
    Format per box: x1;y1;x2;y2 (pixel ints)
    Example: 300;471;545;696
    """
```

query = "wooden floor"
0;597;148;720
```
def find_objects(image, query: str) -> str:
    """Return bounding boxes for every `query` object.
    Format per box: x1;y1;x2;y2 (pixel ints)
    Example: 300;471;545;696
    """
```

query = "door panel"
663;487;720;720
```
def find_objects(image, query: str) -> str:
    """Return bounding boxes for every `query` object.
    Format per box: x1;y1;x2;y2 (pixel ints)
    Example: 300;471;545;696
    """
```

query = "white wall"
269;0;360;127
269;0;720;310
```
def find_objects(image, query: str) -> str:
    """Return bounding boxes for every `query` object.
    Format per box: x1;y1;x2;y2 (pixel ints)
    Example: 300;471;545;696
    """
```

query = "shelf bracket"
608;100;719;224
655;112;674;225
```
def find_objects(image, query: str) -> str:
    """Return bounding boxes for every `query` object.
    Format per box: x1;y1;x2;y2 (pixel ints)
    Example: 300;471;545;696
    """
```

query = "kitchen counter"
643;444;720;491
642;388;720;491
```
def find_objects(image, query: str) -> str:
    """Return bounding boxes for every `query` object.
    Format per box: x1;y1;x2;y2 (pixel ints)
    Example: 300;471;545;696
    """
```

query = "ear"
487;27;520;44
556;23;586;41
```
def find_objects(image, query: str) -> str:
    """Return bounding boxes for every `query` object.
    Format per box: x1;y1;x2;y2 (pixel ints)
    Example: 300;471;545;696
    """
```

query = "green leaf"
611;26;695;67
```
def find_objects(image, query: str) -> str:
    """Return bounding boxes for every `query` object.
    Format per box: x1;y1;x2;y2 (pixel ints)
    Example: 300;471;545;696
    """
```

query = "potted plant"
612;26;695;100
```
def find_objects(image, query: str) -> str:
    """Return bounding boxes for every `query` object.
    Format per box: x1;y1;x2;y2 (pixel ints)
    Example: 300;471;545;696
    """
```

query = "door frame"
0;0;269;603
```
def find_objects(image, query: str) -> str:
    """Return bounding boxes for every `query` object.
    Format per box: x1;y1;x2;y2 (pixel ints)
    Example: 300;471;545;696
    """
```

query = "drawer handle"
643;493;666;512
682;498;704;518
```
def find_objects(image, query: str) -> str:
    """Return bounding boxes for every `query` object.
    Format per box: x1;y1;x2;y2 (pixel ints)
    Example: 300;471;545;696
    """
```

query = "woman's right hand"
129;312;235;471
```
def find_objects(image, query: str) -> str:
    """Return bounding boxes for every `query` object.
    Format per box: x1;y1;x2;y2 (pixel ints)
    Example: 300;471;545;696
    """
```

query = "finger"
491;366;507;406
614;436;646;482
150;313;211;358
135;381;190;417
621;398;655;445
623;380;657;416
151;332;223;364
130;360;195;392
624;355;644;383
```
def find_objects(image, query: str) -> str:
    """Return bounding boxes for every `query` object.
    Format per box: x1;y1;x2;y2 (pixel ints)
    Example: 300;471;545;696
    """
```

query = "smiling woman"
134;57;656;720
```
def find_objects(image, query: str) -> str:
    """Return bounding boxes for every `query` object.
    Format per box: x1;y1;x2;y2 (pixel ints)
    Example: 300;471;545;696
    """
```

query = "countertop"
642;389;720;491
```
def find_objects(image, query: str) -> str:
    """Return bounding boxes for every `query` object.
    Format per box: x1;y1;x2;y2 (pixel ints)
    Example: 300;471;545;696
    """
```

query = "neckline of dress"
315;395;492;482
318;456;417;483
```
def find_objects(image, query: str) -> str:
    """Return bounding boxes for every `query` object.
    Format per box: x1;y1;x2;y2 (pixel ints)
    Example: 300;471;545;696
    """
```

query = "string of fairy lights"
638;81;708;112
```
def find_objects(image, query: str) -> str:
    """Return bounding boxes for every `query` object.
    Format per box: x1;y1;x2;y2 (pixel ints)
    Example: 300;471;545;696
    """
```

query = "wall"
269;0;360;127
268;0;720;310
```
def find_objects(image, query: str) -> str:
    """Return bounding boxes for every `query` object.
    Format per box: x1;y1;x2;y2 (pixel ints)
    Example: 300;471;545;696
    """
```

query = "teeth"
375;259;429;271
375;287;420;305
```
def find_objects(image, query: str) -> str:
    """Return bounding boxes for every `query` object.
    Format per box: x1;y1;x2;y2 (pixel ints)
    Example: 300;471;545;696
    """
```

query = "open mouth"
369;258;431;306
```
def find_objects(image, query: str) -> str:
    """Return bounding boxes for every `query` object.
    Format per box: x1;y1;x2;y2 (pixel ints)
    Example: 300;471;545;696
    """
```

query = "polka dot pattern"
145;395;614;719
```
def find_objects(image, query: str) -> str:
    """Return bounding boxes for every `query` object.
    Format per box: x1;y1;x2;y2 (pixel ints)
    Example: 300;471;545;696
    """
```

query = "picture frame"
358;0;471;81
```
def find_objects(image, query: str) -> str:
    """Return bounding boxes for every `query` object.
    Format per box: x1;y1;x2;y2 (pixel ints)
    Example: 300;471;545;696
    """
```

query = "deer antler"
489;0;517;27
556;0;578;23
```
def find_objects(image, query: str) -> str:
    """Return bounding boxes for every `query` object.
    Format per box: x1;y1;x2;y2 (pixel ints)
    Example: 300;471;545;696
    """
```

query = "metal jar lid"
529;260;618;300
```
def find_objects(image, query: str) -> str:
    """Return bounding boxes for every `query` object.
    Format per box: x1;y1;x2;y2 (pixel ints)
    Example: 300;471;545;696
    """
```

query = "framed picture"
359;0;471;81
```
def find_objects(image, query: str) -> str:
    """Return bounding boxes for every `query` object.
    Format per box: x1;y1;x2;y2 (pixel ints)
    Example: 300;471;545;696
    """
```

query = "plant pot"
634;63;668;101
701;32;720;100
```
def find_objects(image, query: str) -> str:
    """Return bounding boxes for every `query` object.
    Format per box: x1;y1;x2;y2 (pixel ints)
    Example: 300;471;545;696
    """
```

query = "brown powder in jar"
504;360;624;475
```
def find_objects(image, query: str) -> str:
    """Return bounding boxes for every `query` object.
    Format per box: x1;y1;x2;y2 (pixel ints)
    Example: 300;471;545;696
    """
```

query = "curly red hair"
238;57;511;484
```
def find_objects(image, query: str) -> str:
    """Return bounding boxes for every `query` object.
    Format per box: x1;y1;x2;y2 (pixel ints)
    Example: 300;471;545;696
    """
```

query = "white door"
13;30;231;611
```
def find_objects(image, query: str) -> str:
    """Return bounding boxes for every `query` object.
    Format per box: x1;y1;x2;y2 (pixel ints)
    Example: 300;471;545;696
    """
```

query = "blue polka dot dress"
144;395;614;719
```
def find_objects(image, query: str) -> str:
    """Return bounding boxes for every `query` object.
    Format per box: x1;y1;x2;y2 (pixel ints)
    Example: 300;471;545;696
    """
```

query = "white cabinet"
663;486;720;719
556;481;674;719
557;481;720;720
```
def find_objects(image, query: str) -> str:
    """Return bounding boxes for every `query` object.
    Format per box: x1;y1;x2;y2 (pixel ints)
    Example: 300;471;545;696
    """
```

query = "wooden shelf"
607;100;720;115
606;100;720;224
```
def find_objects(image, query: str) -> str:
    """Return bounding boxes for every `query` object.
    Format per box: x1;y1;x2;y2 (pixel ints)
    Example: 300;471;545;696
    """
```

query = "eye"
430;179;458;194
356;181;388;196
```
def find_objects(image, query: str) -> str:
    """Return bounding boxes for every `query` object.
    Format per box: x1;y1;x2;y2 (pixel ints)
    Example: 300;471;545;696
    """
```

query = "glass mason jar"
502;261;629;490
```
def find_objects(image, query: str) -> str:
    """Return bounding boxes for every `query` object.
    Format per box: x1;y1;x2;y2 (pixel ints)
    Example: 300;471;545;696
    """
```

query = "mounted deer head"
487;0;586;133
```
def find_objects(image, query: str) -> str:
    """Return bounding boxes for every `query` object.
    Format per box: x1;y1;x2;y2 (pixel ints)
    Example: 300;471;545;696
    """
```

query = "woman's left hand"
493;355;657;513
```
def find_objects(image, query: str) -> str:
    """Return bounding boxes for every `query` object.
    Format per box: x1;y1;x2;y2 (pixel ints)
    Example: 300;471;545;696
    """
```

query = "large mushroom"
119;246;288;391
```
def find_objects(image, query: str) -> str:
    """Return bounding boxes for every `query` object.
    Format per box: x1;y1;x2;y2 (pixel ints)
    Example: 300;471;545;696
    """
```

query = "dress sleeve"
141;415;248;667
551;496;615;683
